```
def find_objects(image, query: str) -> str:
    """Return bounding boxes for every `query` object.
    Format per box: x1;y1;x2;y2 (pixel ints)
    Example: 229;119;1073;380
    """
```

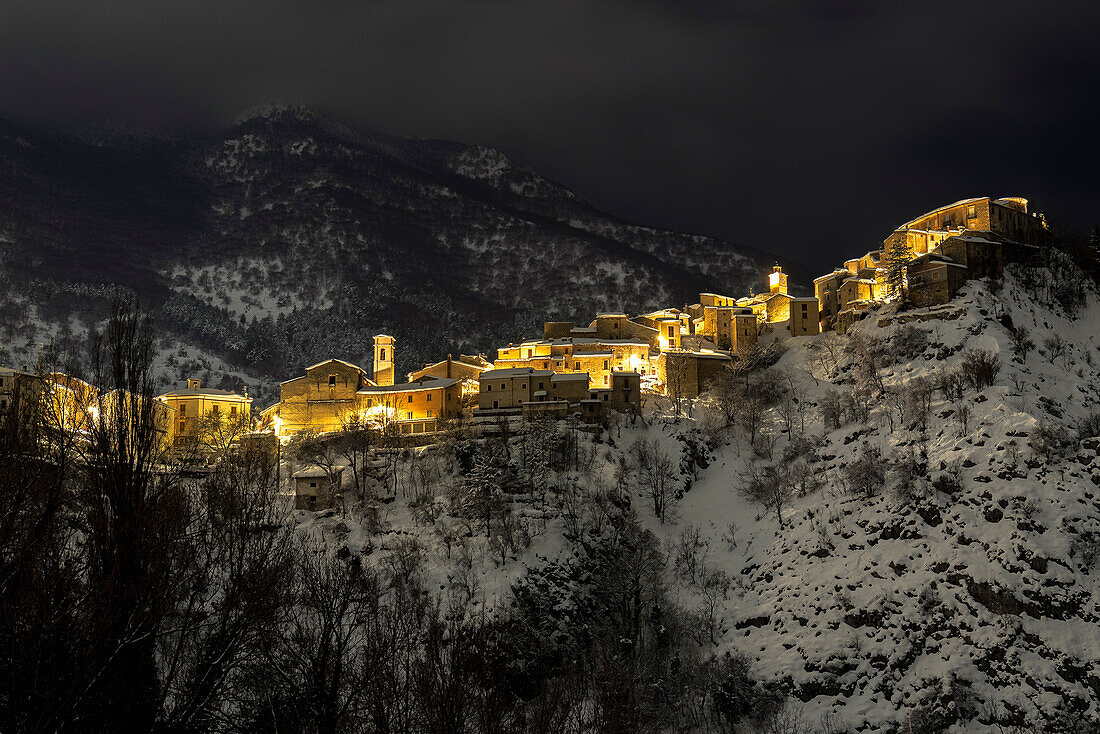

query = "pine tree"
885;234;912;302
464;444;504;537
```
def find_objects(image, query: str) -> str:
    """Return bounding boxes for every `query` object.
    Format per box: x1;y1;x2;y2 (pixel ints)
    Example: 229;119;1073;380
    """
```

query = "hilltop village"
0;196;1050;505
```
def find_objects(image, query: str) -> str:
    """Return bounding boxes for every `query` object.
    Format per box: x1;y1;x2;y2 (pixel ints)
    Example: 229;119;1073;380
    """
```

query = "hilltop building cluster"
0;196;1049;469
814;196;1046;331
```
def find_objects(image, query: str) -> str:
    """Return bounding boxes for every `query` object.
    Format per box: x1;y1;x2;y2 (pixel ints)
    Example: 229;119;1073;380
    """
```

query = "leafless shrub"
960;349;1001;391
844;444;886;499
1030;420;1076;461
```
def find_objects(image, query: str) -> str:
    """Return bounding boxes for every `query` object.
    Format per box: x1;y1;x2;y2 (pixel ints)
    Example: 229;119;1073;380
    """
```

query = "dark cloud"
1;0;1098;271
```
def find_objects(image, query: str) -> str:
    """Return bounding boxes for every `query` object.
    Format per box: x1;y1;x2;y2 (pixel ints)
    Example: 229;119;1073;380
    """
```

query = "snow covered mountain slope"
293;262;1100;732
0;107;776;400
654;266;1100;731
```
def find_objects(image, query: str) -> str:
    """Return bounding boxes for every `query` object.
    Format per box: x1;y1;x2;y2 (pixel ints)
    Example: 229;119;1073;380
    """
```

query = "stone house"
495;337;652;384
700;306;758;352
658;350;732;399
406;354;492;395
158;378;252;446
586;372;642;417
478;367;555;410
905;253;969;307
357;377;463;434
293;465;343;511
788;297;821;337
887;196;1046;250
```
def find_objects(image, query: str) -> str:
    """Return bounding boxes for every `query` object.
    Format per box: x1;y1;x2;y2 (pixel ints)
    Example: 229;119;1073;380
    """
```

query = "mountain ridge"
0;108;781;401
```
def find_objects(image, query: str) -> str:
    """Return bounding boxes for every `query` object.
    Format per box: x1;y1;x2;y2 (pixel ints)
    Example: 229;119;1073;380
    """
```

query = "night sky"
2;0;1098;271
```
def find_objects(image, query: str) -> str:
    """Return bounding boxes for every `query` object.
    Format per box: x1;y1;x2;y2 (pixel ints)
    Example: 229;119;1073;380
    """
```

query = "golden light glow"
768;271;781;288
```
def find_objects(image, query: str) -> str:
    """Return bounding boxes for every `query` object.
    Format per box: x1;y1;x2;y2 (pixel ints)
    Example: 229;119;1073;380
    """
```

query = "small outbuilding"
293;465;344;511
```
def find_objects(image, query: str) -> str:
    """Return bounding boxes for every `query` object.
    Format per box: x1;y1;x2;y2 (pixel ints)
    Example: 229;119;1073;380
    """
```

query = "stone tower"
769;265;788;295
373;334;395;387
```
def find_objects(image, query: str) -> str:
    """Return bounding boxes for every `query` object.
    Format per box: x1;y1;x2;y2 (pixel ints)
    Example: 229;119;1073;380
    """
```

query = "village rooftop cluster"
0;196;1048;469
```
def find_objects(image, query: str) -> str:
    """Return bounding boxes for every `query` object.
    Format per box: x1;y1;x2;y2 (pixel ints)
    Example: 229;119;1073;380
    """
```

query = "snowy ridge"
666;269;1100;731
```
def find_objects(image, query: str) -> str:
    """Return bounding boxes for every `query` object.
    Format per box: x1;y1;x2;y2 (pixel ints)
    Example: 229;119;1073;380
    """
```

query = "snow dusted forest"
4;253;1100;733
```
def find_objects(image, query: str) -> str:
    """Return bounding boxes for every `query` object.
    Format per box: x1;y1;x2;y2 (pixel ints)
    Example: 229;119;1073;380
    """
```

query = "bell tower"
768;265;788;295
373;334;395;387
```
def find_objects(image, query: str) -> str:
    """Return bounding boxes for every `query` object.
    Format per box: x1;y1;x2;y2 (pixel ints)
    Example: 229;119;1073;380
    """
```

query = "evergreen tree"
464;444;505;537
885;234;912;302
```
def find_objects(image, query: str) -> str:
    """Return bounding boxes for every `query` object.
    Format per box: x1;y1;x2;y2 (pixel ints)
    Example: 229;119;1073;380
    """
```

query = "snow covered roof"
292;465;346;479
550;337;649;347
481;367;554;378
415;357;490;372
357;378;459;394
900;197;988;228
159;387;251;401
992;196;1028;210
685;351;733;360
813;269;850;283
639;309;681;319
303;358;368;374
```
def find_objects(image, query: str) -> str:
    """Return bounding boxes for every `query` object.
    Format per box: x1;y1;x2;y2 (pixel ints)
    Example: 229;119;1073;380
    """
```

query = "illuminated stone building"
356;377;462;434
406;354;492;395
495;337;652;386
815;196;1046;329
268;336;463;436
158;378;252;446
272;358;377;435
477;366;640;416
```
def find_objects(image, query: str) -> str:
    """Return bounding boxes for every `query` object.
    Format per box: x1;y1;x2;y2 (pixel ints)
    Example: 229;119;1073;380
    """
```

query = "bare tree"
632;437;677;522
333;411;379;501
741;462;794;529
